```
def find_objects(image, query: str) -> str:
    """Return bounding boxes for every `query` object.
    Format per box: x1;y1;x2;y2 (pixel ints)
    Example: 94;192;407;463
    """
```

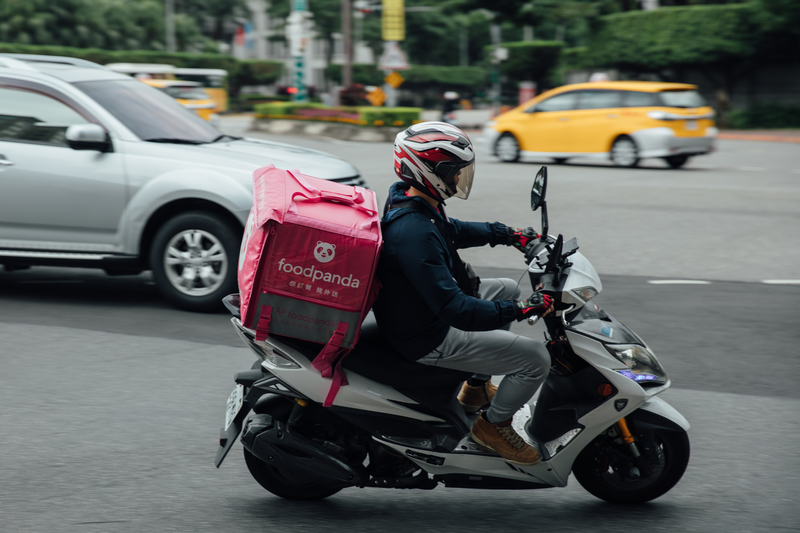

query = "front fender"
631;396;690;432
120;168;252;254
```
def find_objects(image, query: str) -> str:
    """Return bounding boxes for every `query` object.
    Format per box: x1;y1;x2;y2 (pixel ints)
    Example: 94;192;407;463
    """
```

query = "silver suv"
0;54;366;311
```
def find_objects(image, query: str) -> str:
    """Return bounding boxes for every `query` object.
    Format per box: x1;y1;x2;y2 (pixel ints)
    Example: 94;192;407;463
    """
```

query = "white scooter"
214;166;690;504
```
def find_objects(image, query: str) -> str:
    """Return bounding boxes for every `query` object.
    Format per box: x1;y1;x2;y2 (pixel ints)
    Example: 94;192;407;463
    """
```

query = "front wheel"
150;211;241;312
495;133;520;162
572;424;690;504
243;449;342;500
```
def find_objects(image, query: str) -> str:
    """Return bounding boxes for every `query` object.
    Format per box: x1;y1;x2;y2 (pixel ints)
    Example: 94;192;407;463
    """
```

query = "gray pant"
417;278;551;423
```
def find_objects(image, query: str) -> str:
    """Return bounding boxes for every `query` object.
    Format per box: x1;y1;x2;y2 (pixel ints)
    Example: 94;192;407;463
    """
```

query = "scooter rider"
372;122;554;465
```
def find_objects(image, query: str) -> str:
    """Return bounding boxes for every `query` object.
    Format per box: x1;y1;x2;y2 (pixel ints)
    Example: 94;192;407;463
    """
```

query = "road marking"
736;167;767;172
648;280;711;285
762;280;800;285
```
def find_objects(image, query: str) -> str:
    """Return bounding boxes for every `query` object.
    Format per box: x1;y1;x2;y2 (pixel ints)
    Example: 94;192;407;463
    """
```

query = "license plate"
224;384;244;430
685;120;698;130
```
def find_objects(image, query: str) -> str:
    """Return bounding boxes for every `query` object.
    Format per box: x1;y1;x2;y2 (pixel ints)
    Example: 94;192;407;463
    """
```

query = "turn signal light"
597;383;613;397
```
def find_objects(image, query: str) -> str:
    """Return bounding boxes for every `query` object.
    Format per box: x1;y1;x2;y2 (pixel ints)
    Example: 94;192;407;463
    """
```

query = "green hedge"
496;41;564;85
0;42;283;95
254;102;421;127
586;5;759;70
324;64;487;92
728;103;800;129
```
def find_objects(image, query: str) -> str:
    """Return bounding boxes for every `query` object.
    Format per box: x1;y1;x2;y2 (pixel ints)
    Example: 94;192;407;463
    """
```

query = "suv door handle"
558;117;570;122
0;154;13;166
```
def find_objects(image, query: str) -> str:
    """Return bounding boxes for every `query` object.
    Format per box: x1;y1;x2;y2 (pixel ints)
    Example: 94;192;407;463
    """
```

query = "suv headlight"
605;344;667;384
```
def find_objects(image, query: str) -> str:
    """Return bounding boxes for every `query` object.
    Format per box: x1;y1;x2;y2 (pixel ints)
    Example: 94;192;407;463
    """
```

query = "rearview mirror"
531;166;547;211
66;124;112;152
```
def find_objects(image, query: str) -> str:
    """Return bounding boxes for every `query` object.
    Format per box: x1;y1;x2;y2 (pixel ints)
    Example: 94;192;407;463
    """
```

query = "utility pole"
165;0;176;52
342;0;352;88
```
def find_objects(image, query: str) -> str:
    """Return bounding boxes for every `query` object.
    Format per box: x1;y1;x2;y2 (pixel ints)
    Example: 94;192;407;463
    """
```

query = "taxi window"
659;90;707;108
576;90;622;110
533;92;578;112
621;91;661;107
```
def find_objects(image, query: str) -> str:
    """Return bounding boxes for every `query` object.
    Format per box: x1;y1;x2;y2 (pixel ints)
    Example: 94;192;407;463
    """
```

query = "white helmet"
393;121;475;201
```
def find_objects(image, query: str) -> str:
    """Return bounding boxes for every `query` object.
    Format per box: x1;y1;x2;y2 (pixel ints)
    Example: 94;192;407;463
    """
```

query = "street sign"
384;71;404;88
378;41;409;71
366;87;386;107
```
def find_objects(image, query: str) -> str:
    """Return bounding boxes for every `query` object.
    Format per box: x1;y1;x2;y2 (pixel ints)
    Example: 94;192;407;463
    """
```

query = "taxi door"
517;91;579;153
567;90;624;153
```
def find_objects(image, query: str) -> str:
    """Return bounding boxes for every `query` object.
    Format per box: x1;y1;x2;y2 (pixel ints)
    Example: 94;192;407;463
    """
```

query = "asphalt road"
1;120;799;532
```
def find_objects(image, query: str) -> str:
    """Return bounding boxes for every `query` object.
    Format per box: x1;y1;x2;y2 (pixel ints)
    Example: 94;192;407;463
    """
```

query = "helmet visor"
436;159;474;200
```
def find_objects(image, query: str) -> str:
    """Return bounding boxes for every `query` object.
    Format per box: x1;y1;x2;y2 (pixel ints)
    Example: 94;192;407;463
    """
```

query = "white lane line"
648;280;712;285
737;167;767;172
763;280;800;285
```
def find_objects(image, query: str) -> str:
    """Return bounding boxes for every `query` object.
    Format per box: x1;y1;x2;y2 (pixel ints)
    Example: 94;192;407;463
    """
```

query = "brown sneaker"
470;413;542;465
458;381;498;413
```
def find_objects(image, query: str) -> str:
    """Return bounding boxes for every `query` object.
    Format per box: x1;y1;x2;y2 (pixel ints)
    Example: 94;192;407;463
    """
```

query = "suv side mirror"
66;124;112;152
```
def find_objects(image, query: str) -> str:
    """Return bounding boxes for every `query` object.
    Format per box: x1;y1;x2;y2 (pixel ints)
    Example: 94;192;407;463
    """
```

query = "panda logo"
314;241;336;263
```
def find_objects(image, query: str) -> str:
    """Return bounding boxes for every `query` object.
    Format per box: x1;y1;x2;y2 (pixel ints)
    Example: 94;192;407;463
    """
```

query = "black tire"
572;426;690;504
150;211;241;312
610;136;639;168
495;133;520;162
243;448;342;501
664;155;690;169
553;158;568;165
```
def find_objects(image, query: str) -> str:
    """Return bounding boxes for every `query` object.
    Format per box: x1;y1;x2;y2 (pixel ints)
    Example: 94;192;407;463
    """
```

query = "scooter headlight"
605;344;668;385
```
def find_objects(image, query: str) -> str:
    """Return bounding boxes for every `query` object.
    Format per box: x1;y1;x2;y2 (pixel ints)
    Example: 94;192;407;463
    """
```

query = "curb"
718;132;800;143
251;118;403;142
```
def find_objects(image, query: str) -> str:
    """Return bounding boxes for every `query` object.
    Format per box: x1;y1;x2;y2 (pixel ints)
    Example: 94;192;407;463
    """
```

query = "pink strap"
321;362;348;408
254;305;272;341
286;169;319;195
312;322;351;407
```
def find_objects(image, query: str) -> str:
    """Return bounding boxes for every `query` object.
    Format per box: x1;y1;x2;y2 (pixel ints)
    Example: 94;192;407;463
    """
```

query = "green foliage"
497;41;564;84
324;64;487;92
561;47;591;70
0;43;283;96
0;0;207;51
586;5;760;70
727;103;800;129
253;103;422;128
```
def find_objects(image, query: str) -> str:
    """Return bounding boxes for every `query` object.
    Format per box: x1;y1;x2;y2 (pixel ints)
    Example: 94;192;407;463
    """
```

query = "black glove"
506;227;540;253
514;292;554;321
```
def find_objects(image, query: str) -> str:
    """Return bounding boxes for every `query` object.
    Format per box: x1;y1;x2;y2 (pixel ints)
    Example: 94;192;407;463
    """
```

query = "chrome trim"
0;250;109;260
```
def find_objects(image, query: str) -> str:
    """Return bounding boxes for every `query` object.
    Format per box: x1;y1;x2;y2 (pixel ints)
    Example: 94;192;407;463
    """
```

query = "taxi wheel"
150;211;241;313
611;136;639;168
496;134;520;163
664;155;689;169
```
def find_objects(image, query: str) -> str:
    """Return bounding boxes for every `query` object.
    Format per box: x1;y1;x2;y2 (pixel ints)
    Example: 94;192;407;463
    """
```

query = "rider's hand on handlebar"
506;227;540;253
514;292;554;322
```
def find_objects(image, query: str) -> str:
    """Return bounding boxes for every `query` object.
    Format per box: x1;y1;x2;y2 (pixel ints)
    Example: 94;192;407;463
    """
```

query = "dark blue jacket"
372;182;518;360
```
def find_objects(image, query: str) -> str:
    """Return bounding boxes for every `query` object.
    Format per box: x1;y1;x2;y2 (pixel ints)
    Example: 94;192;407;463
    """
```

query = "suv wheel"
611;136;639;168
150;211;241;312
664;155;689;169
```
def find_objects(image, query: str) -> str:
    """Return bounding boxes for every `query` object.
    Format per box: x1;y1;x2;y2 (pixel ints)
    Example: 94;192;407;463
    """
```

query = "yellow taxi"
141;79;219;122
484;81;717;168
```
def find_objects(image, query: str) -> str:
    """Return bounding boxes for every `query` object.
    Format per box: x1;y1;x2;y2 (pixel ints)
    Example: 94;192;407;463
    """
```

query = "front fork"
615;418;651;479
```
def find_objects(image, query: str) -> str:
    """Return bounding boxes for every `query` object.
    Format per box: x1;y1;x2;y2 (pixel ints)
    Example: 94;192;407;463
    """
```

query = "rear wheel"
243;448;342;500
572;424;690;504
149;211;241;312
495;133;520;162
664;154;690;169
610;136;639;168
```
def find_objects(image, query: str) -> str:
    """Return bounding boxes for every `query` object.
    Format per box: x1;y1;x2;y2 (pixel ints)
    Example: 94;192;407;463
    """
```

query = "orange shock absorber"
615;418;636;445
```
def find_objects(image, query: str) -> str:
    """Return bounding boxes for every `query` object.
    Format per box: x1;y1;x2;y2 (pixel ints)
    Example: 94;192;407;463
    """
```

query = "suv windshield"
73;79;219;143
659;90;706;109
